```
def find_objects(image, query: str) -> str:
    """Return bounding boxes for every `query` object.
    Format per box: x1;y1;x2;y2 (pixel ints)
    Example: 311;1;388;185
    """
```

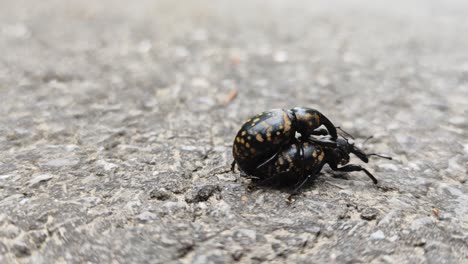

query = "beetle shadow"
242;167;360;196
244;173;325;194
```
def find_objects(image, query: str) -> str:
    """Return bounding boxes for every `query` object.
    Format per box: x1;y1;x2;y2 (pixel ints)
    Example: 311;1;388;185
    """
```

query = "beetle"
232;107;337;176
251;135;391;191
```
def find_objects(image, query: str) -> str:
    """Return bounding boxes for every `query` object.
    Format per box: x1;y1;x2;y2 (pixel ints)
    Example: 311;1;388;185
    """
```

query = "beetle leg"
239;169;260;180
330;164;378;184
289;163;324;197
300;142;305;185
286;143;307;202
310;128;329;136
255;140;293;170
243;175;261;180
302;136;337;148
335;126;355;140
255;152;280;170
292;175;312;195
287;171;321;201
367;153;392;160
231;160;236;172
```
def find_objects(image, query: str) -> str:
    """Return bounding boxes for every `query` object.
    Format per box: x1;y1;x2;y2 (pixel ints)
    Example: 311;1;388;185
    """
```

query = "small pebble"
413;239;426;247
135;211;157;222
12;241;31;257
29;174;53;187
232;250;244;261
360;208;379;220
185;185;220;203
370;230;386;240
149;188;172;201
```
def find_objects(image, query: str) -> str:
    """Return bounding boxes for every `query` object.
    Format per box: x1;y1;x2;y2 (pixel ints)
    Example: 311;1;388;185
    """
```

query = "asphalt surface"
0;0;467;263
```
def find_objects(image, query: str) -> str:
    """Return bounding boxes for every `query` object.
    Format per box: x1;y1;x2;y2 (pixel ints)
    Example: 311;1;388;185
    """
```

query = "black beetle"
232;107;337;176
253;136;391;191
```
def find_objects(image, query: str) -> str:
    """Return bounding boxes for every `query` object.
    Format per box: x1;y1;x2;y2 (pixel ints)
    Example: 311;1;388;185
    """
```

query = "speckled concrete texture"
0;0;467;263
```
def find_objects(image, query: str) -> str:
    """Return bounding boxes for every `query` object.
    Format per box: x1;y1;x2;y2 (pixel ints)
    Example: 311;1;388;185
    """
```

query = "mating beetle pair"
231;107;390;192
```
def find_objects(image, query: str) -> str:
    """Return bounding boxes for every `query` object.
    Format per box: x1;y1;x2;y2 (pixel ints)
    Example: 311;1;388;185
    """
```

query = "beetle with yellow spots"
255;136;391;192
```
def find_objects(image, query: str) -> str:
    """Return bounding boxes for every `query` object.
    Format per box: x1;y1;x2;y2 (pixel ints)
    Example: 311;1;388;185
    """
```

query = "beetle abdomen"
233;109;294;174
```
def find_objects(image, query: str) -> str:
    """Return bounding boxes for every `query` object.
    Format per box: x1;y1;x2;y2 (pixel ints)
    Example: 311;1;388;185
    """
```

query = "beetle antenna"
366;153;392;160
335;126;355;140
362;135;373;146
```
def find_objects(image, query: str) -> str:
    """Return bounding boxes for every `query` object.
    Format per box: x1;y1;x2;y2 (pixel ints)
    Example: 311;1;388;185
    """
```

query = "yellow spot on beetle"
278;157;284;165
281;110;292;134
285;153;293;169
246;142;250;148
256;134;264;142
318;151;324;162
313;113;320;124
241;131;246;136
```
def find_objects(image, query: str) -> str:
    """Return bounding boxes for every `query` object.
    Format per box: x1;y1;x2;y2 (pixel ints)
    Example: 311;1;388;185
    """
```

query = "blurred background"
0;0;467;263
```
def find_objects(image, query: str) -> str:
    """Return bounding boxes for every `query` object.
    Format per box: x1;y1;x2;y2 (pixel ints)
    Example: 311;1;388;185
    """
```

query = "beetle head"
334;138;370;164
334;138;351;165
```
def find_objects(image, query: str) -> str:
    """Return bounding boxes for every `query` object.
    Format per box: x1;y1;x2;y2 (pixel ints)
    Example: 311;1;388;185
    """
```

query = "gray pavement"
0;0;467;263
